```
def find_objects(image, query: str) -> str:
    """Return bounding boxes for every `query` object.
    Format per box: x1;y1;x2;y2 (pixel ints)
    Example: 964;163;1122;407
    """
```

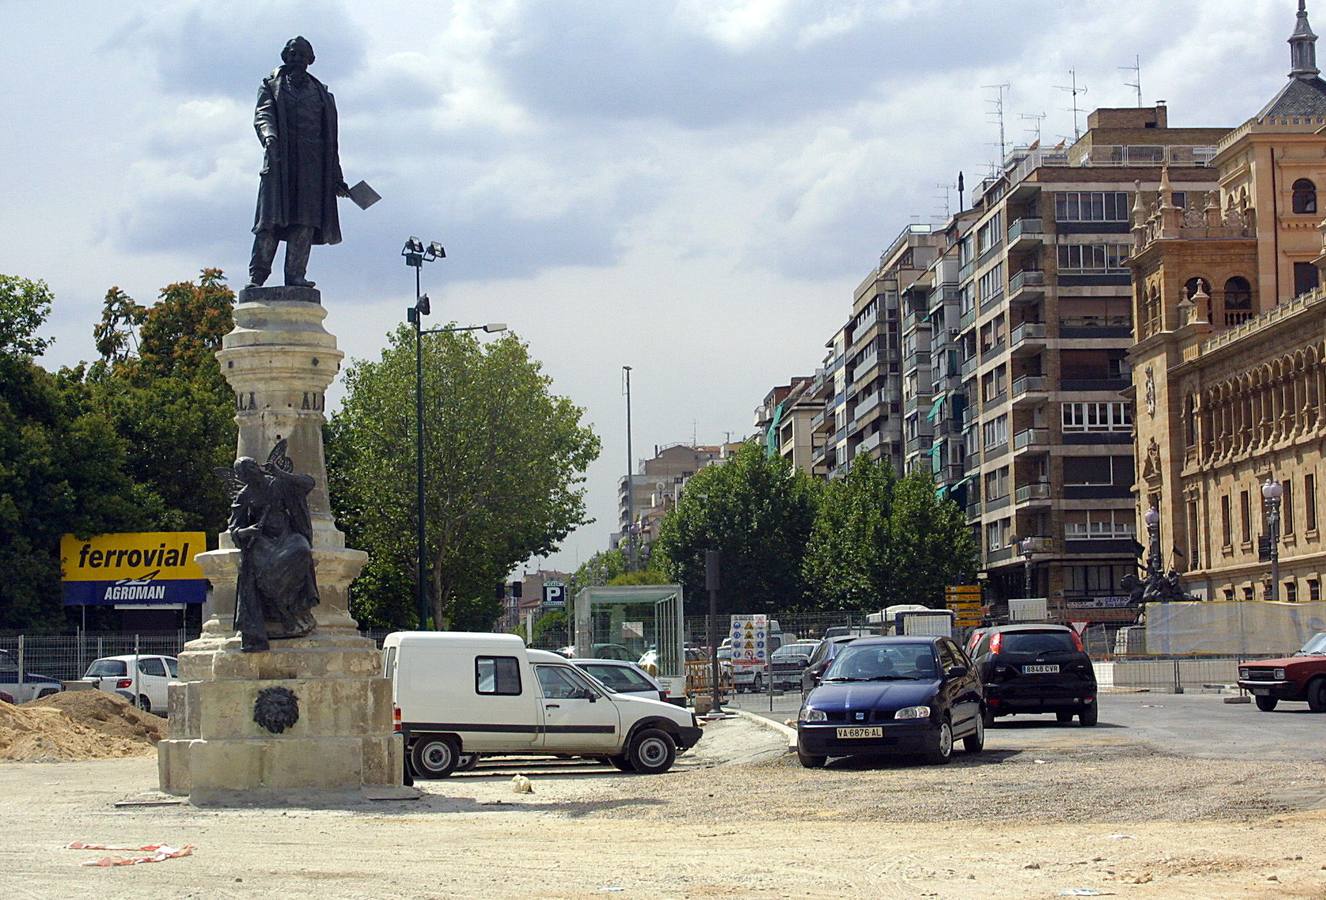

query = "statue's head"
235;456;263;484
281;36;315;68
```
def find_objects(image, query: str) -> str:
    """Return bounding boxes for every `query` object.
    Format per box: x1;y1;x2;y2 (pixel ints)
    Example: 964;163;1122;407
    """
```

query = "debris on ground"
0;693;165;761
67;841;194;866
511;774;533;794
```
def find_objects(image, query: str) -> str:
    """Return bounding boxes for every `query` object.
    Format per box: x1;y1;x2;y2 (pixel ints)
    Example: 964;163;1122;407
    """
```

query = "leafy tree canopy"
0;274;54;359
328;325;600;630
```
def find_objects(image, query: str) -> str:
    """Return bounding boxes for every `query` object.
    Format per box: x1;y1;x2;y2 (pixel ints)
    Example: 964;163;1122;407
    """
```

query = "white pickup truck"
0;649;63;702
383;632;703;778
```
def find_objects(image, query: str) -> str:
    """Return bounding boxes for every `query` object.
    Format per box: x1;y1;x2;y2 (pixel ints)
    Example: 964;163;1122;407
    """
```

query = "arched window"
1223;276;1253;326
1293;178;1317;214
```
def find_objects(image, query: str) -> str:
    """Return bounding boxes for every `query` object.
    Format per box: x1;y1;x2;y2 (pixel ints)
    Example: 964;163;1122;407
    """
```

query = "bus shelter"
573;584;685;681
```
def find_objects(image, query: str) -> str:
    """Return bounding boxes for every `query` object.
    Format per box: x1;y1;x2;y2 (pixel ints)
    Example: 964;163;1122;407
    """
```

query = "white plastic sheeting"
1145;601;1326;655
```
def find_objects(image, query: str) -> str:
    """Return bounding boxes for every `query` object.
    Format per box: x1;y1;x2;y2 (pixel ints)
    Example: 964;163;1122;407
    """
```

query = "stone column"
158;287;405;802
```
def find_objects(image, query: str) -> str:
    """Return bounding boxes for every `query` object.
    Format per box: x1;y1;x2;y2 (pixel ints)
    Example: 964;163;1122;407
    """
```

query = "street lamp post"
1020;537;1034;598
1143;506;1162;579
1263;477;1283;600
403;236;510;629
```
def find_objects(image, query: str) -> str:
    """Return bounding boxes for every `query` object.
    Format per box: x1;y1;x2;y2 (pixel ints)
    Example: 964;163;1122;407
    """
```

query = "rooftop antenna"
1055;68;1089;141
1120;54;1142;107
933;181;953;219
982;82;1012;161
1019;111;1047;145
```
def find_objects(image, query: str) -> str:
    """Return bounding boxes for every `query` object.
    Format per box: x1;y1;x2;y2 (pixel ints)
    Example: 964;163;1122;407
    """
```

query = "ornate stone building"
1129;0;1326;601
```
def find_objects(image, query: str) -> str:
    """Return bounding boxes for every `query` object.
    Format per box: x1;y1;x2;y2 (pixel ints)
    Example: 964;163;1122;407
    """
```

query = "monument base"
157;633;405;802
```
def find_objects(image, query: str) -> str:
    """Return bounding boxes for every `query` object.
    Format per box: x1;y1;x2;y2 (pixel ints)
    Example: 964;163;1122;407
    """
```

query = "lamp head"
427;241;446;260
1263;477;1283;501
483;323;507;333
1144;507;1160;527
402;236;425;267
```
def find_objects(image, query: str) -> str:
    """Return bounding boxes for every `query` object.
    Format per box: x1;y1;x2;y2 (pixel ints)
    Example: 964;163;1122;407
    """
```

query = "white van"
383;632;703;778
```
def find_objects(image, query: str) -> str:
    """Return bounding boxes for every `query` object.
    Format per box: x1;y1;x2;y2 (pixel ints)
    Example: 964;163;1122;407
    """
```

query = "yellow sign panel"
61;532;206;582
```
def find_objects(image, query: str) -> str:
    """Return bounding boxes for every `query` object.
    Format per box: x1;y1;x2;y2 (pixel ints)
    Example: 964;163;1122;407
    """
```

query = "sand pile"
0;691;165;762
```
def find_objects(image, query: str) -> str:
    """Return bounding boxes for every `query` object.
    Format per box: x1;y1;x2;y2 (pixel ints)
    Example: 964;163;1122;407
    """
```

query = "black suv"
971;625;1097;726
801;635;861;699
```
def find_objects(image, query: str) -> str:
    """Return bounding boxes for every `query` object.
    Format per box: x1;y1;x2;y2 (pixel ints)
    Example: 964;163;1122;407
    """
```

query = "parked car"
796;635;984;767
384;632;702;778
963;627;990;659
769;641;818;691
1237;631;1326;711
0;690;13;704
971;625;1097;726
0;649;63;702
556;643;636;662
572;658;667;702
801;635;862;698
83;655;178;714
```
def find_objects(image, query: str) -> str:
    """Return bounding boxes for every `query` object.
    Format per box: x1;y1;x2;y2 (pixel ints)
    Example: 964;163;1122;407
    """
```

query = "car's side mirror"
946;665;969;680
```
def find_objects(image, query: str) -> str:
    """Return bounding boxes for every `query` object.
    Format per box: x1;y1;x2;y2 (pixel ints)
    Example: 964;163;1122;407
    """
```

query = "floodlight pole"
624;365;636;572
706;549;722;714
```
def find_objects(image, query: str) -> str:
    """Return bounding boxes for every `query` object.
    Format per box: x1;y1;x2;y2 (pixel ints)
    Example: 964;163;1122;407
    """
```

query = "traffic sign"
1070;620;1088;636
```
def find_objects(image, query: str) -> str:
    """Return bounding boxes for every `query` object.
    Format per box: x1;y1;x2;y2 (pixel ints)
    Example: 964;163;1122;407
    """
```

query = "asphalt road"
723;687;1326;762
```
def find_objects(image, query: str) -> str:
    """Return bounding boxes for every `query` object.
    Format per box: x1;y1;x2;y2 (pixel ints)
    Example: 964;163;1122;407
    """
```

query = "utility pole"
1056;69;1089;142
706;549;722;715
623;365;636;572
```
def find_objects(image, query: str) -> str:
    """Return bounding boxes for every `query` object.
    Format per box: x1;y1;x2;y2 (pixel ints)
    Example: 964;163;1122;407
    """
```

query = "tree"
0;274;54;358
803;456;977;611
0;277;161;629
327;325;600;630
654;442;819;615
569;549;627;598
86;269;237;536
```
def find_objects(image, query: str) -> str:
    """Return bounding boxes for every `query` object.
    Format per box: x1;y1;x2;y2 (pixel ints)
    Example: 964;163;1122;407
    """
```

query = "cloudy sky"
2;0;1303;572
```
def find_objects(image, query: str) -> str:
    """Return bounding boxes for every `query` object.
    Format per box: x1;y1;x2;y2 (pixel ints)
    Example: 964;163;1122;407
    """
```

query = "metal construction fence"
0;631;197;684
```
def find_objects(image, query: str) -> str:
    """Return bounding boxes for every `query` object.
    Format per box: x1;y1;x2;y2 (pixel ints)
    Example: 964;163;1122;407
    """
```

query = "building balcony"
986;546;1015;564
1008;269;1045;302
903;351;931;375
859;430;882;453
981;340;1006;362
1014;482;1052;505
1010;374;1047;404
959;259;976;282
1010;322;1046;355
1013;427;1050;451
1007;218;1044;251
966;500;982;521
1061;377;1128;392
905;435;933;455
854;389;881;419
959;307;976;331
960;355;977;379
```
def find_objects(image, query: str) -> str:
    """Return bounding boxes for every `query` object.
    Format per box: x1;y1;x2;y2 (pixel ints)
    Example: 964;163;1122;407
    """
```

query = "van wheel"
456;753;480;772
411;735;460;778
608;754;635;772
628;728;676;774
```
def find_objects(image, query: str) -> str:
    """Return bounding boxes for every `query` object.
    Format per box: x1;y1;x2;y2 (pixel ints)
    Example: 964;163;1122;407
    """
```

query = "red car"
1237;632;1326;712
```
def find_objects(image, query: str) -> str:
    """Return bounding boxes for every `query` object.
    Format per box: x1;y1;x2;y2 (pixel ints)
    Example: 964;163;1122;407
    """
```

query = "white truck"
382;632;703;778
866;605;956;637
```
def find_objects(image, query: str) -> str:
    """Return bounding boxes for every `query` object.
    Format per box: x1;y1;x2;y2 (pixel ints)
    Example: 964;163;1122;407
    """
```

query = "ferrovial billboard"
60;532;208;606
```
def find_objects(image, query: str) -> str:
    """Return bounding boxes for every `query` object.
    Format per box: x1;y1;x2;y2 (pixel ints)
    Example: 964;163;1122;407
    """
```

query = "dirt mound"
0;691;165;762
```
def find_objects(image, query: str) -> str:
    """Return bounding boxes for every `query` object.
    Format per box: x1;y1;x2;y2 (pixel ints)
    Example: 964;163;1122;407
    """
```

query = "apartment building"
956;104;1228;615
614;442;745;559
754;376;826;477
1129;0;1326;603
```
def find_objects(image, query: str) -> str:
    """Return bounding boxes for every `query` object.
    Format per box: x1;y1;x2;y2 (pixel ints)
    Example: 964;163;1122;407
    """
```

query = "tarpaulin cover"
1144;601;1326;655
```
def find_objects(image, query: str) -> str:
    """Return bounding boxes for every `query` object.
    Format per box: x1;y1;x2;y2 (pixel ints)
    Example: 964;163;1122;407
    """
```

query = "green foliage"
654;443;819;615
569;549;626;598
0;274;55;359
85;269;237;536
607;568;670;586
803;456;977;610
0;290;161;629
328;325;600;630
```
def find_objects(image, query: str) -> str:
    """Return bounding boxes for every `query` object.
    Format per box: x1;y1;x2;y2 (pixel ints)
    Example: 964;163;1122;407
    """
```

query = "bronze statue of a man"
219;440;320;653
248;36;350;289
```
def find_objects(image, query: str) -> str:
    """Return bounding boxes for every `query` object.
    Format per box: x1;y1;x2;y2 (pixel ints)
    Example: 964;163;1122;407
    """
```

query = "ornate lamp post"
1143;506;1162;579
1263;477;1283;600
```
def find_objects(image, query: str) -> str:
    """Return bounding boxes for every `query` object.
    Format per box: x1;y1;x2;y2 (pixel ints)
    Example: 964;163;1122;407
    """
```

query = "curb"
729;707;796;749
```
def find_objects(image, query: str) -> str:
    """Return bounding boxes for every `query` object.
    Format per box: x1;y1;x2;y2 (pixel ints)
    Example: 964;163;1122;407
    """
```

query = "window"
1057;243;1131;274
165;658;178;678
1286;581;1299;603
1064;510;1135;540
1308;474;1318;532
85;659;127;678
1221;495;1232;547
535;664;599;700
1293;178;1317;215
977;213;1003;254
1054;191;1130;222
1284;481;1295;536
1310;579;1321;602
1062;402;1131;432
1062;456;1127;486
987;521;1004;551
382;646;397;679
1240;490;1251;544
476;656;522;695
978;262;1004;303
1243;586;1255;602
139;657;166;677
1223;277;1253;326
0;652;16;675
983;415;1008;450
1294;262;1320;297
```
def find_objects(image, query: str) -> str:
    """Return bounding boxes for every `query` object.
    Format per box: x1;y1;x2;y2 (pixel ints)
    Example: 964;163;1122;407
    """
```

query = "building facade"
1129;0;1326;603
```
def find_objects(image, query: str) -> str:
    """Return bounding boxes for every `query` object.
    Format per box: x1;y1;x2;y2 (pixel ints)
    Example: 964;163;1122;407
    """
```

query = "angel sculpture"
216;439;319;652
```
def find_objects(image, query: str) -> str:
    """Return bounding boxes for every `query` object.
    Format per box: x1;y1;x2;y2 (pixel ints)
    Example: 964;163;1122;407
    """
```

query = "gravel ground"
2;716;1325;898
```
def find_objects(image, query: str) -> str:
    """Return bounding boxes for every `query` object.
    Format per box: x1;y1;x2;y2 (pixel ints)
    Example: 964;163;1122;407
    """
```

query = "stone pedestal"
158;287;405;802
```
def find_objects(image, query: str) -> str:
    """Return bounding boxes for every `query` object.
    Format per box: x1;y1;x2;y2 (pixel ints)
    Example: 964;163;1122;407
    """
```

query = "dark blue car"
796;635;984;767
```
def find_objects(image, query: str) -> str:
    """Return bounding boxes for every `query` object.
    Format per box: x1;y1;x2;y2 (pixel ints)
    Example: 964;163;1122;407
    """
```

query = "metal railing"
1008;269;1045;295
1010;322;1046;346
1014;482;1051;503
1011;374;1046;397
1007;218;1043;244
1013;427;1049;449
